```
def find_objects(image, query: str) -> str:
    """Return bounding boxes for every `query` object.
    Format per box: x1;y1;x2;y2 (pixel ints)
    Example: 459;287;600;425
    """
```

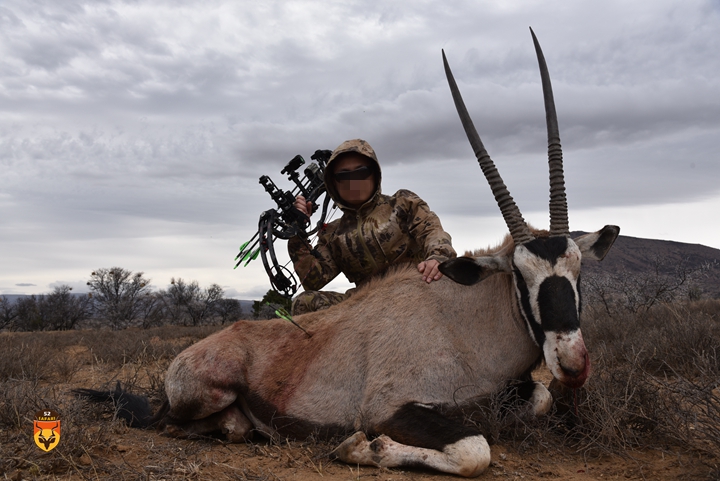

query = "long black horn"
443;50;534;245
530;27;569;237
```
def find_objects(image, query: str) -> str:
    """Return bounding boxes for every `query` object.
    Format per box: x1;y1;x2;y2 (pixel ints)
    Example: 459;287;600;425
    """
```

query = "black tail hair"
72;381;155;428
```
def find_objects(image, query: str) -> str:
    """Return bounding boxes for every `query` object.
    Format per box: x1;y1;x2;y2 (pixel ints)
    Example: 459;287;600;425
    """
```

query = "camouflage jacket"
288;189;456;290
288;139;455;291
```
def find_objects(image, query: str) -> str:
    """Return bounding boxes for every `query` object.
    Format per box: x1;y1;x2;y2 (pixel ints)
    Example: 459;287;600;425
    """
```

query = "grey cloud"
2;0;720;296
48;280;89;293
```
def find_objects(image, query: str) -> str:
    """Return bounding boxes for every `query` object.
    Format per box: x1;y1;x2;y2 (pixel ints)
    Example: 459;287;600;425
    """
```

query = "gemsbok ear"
440;256;512;285
575;225;620;261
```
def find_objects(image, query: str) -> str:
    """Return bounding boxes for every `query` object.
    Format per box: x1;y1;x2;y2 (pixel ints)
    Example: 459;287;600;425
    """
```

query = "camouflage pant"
291;289;354;316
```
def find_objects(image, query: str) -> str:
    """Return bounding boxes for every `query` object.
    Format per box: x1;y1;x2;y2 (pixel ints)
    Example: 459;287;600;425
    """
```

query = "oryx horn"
442;50;534;245
530;27;569;237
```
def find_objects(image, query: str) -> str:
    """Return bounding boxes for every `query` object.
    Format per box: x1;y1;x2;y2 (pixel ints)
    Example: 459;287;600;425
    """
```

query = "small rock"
78;453;92;466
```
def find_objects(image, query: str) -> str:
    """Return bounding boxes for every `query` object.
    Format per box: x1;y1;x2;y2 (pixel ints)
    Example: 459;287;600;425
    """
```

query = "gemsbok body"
77;29;619;477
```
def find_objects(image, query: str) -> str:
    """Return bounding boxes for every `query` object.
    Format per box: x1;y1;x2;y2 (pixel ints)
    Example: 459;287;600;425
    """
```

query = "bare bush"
87;267;153;329
0;296;18;330
0;335;56;381
583;257;719;315
0;379;120;478
661;374;720;458
159;278;224;326
135;291;166;328
9;268;242;330
16;291;89;332
545;300;720;462
214;297;244;324
42;286;92;331
0;331;87;382
583;301;720;377
14;295;50;332
1;308;719;478
77;325;221;367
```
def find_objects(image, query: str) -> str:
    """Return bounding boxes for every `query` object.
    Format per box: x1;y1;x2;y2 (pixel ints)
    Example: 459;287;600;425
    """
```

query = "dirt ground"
7;419;711;480
1;329;717;480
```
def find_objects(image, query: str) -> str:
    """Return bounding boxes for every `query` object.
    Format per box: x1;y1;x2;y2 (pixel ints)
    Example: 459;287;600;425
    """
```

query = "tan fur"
164;258;539;437
465;227;550;257
161;226;616;478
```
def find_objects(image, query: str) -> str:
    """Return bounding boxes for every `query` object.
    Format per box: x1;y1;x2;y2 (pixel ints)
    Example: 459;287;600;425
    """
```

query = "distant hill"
573;232;720;299
4;236;719;306
1;294;258;312
238;300;255;313
0;294;82;305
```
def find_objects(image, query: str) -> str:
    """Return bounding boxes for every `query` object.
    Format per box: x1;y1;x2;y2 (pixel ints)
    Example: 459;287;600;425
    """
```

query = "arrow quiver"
235;149;333;298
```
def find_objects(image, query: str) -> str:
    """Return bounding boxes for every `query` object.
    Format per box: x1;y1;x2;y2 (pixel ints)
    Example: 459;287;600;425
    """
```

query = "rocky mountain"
574;232;720;299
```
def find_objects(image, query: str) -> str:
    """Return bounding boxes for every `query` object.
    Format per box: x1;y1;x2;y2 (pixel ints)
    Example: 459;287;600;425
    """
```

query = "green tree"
252;289;292;320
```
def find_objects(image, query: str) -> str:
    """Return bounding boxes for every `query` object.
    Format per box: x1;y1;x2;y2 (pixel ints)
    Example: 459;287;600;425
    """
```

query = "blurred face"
333;153;375;207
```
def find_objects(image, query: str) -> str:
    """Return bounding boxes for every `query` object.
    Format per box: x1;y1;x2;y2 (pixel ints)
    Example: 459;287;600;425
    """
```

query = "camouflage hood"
324;139;382;212
289;138;456;291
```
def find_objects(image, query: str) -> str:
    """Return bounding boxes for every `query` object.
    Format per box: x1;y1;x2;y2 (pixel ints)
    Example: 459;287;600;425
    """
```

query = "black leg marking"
373;402;481;452
500;380;538;409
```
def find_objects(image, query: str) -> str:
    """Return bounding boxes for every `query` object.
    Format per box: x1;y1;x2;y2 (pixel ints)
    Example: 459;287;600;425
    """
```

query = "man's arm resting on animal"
400;191;456;283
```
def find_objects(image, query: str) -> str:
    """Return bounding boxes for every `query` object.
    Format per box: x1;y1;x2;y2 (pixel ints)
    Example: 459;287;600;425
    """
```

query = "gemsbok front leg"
335;403;491;477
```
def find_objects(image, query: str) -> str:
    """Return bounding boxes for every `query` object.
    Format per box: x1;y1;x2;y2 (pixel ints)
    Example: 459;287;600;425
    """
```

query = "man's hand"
418;259;443;283
294;196;313;217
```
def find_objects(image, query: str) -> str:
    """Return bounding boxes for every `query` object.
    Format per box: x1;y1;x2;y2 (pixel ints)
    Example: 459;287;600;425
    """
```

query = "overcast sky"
2;0;719;299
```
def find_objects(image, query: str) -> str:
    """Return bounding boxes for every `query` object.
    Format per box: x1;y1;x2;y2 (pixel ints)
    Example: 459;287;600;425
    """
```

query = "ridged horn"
442;50;534;245
530;27;569;237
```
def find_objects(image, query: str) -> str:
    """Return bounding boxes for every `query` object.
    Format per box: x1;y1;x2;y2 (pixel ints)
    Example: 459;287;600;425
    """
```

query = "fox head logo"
34;411;61;452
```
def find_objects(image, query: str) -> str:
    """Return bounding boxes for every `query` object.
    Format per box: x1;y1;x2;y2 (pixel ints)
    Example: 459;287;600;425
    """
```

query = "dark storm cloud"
1;0;719;295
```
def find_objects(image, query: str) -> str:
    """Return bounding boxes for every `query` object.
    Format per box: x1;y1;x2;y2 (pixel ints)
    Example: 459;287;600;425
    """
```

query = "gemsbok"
76;28;619;477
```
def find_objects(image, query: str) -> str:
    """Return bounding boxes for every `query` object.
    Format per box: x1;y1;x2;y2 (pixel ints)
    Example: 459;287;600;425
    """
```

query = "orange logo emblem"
34;410;61;452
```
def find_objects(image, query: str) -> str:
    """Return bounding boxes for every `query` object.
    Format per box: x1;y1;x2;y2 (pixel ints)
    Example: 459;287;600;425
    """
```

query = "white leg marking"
335;431;491;478
219;405;254;442
530;382;553;416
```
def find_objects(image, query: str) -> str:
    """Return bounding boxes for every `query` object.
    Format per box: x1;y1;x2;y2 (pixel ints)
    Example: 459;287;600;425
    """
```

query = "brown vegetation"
1;267;245;332
1;300;719;479
578;233;720;300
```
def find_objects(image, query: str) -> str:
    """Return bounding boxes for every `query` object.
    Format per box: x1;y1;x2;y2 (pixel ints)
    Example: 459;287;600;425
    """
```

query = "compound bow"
235;150;333;298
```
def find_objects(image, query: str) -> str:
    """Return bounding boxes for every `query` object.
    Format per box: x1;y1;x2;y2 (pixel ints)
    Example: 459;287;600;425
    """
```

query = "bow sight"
235;149;333;298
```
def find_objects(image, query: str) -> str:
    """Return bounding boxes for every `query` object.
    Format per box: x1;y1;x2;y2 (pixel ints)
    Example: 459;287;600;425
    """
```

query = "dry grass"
471;300;720;478
0;325;226;480
1;303;720;479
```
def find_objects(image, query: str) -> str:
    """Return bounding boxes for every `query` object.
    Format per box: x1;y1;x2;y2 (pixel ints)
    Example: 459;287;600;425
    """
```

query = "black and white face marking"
511;236;589;387
511;236;581;341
